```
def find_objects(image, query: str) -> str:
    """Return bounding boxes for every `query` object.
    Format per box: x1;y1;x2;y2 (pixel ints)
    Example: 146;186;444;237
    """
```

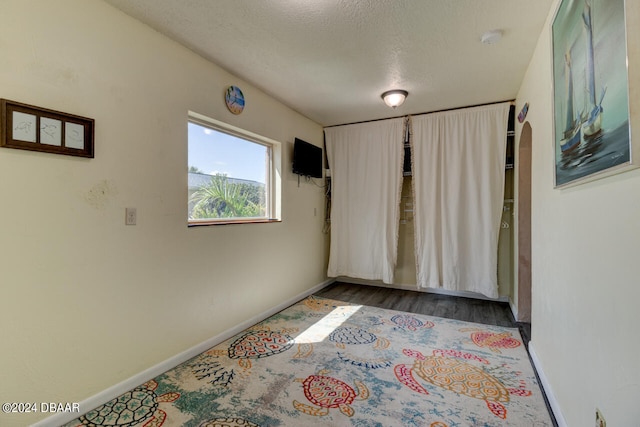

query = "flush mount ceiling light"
381;90;408;108
481;29;503;45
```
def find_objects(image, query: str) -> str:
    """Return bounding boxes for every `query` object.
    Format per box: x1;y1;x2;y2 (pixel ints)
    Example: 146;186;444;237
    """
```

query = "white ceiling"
103;0;553;127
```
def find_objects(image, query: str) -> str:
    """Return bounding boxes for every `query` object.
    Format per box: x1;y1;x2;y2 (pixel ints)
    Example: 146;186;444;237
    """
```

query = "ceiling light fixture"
381;90;408;108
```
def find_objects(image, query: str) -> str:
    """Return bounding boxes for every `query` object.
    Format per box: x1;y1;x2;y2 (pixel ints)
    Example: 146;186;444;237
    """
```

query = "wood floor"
316;281;531;344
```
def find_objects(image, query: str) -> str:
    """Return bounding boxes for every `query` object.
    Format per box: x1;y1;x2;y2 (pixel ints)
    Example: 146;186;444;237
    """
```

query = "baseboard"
335;276;510;303
31;278;334;427
528;341;568;427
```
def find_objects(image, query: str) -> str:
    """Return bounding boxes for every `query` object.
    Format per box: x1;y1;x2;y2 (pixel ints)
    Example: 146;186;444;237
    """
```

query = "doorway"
517;122;532;322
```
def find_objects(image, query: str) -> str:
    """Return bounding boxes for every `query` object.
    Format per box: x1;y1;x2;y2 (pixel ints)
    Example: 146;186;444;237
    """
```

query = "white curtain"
325;118;405;284
412;103;510;298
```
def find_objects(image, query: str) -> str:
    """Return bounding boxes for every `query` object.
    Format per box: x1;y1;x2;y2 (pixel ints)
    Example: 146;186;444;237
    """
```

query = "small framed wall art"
1;99;94;158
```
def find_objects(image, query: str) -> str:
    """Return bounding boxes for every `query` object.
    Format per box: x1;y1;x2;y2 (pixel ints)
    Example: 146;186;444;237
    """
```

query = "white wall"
516;0;640;425
0;1;327;425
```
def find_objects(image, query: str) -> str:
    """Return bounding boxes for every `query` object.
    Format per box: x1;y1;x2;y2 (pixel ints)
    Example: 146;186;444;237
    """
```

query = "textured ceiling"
102;0;553;126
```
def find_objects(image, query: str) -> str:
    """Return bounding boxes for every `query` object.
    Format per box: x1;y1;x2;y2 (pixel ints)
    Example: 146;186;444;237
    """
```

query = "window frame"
188;112;281;226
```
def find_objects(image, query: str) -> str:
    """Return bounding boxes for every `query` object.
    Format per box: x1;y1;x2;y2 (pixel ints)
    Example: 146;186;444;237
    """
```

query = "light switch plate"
125;207;137;225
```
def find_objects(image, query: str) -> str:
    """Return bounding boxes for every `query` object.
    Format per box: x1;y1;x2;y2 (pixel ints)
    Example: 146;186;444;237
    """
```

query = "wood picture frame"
551;0;634;188
1;99;94;158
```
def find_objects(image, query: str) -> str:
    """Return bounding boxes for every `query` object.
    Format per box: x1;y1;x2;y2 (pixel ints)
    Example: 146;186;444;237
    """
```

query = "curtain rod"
323;99;515;129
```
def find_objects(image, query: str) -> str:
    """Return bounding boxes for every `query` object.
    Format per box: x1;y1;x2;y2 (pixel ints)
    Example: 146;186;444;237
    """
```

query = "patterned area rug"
65;296;552;426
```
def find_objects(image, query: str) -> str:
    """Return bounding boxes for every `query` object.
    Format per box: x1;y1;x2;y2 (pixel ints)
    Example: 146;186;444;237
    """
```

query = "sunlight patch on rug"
293;304;362;344
65;295;553;426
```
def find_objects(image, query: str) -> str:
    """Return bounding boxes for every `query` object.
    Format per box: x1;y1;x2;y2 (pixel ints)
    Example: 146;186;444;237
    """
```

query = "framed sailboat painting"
551;0;633;188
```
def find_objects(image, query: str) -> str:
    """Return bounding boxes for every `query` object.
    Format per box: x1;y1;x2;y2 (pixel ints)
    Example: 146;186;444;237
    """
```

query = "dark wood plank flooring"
316;281;529;340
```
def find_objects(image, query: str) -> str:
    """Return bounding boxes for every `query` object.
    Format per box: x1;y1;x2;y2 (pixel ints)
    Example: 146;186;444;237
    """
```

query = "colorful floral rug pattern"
65;296;552;426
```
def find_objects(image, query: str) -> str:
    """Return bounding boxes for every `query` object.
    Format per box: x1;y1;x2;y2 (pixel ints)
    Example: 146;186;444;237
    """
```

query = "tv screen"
292;138;323;178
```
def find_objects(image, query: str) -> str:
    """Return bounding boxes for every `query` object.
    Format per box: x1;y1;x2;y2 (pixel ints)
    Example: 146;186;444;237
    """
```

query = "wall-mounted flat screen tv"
292;137;323;178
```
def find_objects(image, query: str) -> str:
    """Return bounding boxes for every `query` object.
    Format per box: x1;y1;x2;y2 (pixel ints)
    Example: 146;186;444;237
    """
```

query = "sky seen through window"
188;122;267;184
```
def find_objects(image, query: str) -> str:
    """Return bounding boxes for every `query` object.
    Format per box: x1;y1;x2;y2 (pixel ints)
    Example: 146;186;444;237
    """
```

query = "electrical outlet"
596;408;606;427
125;207;137;225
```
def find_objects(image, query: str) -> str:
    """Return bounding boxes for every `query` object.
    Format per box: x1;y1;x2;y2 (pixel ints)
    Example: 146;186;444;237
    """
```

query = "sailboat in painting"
581;0;606;140
553;0;630;187
560;51;581;153
560;0;605;154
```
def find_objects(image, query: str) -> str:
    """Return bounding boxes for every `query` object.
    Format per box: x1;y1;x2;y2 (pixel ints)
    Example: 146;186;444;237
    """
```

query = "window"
188;113;280;225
